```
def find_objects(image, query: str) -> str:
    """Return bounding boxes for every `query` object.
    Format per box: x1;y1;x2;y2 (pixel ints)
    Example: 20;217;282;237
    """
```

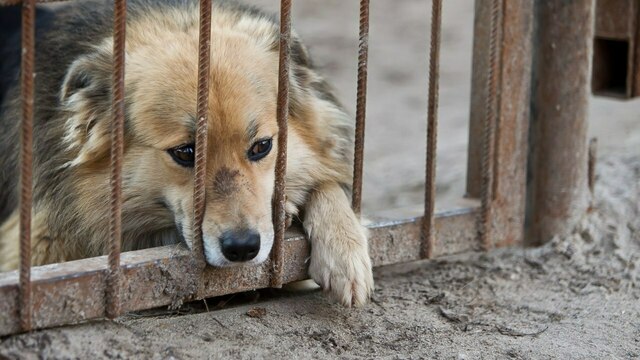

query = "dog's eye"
168;144;195;167
248;138;272;162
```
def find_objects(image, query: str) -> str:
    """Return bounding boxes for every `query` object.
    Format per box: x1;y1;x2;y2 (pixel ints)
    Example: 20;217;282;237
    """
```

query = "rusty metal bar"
0;206;480;336
588;138;597;195
192;0;212;282
351;0;370;216
478;0;501;250
18;0;36;332
527;0;593;246
490;1;533;248
634;1;640;97
270;0;292;288
421;0;442;259
105;0;127;319
465;1;489;199
468;0;533;248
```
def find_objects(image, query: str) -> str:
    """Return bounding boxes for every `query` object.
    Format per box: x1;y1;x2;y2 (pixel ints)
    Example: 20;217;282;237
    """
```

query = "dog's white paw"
308;227;374;307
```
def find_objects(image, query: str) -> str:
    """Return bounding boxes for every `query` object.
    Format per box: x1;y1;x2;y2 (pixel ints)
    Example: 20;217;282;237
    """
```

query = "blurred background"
246;0;640;219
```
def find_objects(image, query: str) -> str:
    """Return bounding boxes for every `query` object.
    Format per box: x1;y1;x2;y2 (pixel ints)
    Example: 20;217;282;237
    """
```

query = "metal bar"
468;0;533;249
490;0;533;248
351;0;370;216
487;0;535;247
270;0;292;288
588;138;597;195
18;0;36;332
478;0;501;250
192;0;212;286
635;2;640;97
0;206;480;336
465;0;490;199
527;0;593;246
422;0;442;259
105;0;127;320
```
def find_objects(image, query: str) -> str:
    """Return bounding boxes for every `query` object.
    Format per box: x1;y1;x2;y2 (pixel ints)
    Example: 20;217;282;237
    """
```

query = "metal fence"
0;0;537;336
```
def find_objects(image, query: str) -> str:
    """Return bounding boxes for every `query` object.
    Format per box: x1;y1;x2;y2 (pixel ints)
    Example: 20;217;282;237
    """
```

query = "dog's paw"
308;227;374;307
285;212;294;229
285;197;297;229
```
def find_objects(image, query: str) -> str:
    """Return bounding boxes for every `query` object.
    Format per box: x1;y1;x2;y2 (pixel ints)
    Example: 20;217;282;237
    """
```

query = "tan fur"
0;210;68;268
0;0;373;307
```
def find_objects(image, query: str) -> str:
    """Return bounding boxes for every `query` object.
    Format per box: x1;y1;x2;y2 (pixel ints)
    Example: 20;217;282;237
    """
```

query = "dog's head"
57;12;305;266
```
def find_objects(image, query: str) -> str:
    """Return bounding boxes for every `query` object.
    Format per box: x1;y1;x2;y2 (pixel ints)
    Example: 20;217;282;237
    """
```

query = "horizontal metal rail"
0;205;479;336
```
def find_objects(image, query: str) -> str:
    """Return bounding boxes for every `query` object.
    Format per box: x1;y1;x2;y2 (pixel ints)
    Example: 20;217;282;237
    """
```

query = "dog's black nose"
219;229;261;262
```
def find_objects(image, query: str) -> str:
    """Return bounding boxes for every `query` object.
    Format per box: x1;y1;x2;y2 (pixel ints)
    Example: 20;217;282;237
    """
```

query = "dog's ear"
59;52;114;167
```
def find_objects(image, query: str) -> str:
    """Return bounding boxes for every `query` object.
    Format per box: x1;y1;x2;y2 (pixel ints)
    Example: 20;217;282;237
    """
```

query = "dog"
0;0;373;307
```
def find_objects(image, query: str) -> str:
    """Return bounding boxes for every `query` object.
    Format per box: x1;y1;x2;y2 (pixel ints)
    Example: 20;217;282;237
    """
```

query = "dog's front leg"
303;182;374;307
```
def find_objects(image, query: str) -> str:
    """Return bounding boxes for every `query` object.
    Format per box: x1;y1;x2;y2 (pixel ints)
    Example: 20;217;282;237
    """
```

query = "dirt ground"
2;0;640;359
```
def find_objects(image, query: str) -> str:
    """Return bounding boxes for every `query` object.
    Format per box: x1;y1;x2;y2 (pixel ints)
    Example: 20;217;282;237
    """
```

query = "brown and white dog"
0;0;373;306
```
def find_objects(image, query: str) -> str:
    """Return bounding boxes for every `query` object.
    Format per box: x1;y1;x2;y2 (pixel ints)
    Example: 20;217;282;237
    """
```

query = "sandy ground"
2;0;640;358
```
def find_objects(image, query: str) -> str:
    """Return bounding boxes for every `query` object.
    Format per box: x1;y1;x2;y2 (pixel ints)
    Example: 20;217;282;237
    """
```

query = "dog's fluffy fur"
0;0;373;306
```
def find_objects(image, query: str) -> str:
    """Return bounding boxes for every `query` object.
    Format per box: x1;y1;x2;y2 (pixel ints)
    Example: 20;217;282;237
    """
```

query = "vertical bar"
421;0;442;259
635;1;640;97
351;0;370;216
466;0;490;198
588;137;597;195
527;0;593;245
19;0;36;332
473;0;533;249
478;0;501;250
270;0;292;288
106;0;126;319
193;0;212;269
